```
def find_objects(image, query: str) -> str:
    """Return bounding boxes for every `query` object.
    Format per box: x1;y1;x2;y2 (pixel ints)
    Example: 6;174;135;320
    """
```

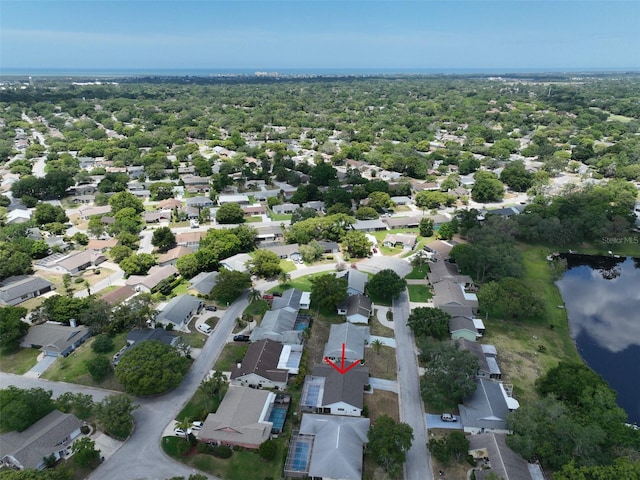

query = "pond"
556;254;640;425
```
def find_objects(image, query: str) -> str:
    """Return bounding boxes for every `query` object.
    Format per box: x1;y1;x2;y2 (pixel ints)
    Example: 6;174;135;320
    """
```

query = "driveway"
24;354;58;378
393;290;433;480
369;377;399;393
425;414;463;430
369;335;396;348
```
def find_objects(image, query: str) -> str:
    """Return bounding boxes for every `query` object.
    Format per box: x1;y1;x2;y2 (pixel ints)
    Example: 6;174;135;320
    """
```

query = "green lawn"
270;213;292;221
162;436;285;480
245;216;262;223
214;344;249;372
407;284;433;302
405;264;430;280
177;388;225;422
280;259;296;273
171;280;190;296
0;347;41;374
243;299;270;320
288;271;328;292
367;291;393;307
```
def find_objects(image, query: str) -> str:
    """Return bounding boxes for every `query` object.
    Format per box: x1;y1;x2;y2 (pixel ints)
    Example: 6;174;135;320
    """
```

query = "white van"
198;323;212;334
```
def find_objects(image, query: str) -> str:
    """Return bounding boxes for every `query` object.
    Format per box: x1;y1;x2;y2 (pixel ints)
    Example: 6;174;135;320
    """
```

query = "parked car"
198;323;212;334
191;421;203;430
174;427;192;436
204;305;217;311
440;413;457;422
272;292;282;297
262;294;274;300
233;334;250;342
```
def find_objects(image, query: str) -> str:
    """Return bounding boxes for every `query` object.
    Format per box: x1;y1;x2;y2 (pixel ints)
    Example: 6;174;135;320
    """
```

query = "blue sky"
1;1;639;72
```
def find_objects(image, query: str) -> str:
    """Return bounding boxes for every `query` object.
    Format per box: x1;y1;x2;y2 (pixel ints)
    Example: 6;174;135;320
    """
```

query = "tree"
355;206;379;220
367;191;393;212
290;207;318;224
407;307;450;340
428;431;469;465
309;161;337;186
0;386;55;432
342;230;372;258
248;288;262;304
299;240;325;263
0;306;29;350
477;277;544;320
500;160;534;192
552;458;640;480
115;340;190;395
211;269;251;304
87;216;106;238
416;190;449;210
54;392;94;420
109;191;144;215
199;371;227;400
418;339;478;408
176;253;200;279
471;171;504;202
95;394;139;440
110;245;133;264
248;250;282;278
33;203;68;226
278;271;291;285
151;226;176;252
310;273;348;312
419;217;434;237
367;269;407;302
371;338;383;355
91;334;114;353
119;253;157;276
367;415;414;478
437;221;458;240
216;202;244;224
258;439;278;461
71;437;101;467
85;355;111;382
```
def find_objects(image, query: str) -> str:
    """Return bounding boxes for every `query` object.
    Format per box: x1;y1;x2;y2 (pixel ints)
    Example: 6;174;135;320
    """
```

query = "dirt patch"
364;390;399;422
428;430;472;480
364;346;397;381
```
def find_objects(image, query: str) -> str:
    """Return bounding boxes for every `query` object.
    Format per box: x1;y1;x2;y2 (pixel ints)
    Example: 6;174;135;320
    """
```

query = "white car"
192;421;203;430
198;323;212;334
174;427;192;436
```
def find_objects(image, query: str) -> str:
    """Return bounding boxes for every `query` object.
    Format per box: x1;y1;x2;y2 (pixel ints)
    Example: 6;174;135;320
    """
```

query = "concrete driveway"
426;414;463;430
369;335;396;348
24;354;58;378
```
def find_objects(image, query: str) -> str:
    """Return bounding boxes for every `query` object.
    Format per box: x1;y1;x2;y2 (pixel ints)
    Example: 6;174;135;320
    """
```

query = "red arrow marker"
324;342;361;375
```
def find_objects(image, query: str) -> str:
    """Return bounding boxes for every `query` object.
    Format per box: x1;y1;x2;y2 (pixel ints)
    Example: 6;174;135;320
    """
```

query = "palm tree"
371;339;383;355
248;288;262;303
176;417;191;441
277;271;291;286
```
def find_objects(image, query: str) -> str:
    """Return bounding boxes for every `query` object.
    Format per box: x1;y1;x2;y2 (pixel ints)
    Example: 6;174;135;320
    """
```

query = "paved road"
138;230;154;254
2;294;249;480
393;290;433;480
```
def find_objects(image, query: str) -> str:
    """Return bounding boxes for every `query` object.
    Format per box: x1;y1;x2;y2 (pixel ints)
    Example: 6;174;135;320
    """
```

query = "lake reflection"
556;255;640;425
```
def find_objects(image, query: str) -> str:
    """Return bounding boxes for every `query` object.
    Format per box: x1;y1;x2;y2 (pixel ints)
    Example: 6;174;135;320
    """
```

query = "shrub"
259;439;277;461
91;334;114;354
211;445;233;458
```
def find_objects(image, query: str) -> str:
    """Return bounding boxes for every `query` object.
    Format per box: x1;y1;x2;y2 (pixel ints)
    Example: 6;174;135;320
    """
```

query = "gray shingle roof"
459;379;512;432
21;323;90;355
188;271;218;295
157;294;202;325
323;323;369;363
271;288;303;310
0;275;54;305
310;364;369;410
250;307;301;344
468;432;535;480
0;410;82;469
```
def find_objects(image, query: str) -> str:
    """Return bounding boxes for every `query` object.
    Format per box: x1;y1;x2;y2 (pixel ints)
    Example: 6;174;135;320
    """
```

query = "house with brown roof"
100;285;136;306
423;240;455;259
157;198;182;210
50;250;106;275
87;238;118;252
382;233;418;250
0;410;83;471
230;339;296;390
175;231;205;250
157;246;193;266
126;265;178;293
199;386;275;449
143;211;172;223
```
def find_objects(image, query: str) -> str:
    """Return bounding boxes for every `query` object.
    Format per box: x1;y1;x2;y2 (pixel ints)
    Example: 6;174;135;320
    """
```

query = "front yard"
0;347;40;374
213;343;249;372
407;283;433;302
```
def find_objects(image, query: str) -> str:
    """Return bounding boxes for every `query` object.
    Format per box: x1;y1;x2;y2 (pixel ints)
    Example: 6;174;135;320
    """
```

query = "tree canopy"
115;340;191;395
367;415;414;478
367;269;407;302
407;307;450;340
0;306;29;350
0;386;55;432
310;273;348;312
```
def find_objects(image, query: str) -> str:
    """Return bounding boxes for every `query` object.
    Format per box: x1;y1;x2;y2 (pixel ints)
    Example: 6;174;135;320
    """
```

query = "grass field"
369;313;394;337
177;388;224;422
0;347;40;374
280;259;297;273
288;271;328;292
364;345;397;381
213;343;249;372
405;264;430;279
407;284;433;302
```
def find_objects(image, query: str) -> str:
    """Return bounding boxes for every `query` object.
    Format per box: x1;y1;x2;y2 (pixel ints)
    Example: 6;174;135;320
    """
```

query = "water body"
555;255;640;425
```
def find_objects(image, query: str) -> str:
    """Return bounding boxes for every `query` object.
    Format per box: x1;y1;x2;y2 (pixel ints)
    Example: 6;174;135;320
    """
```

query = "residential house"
0;410;83;471
449;316;480;342
99;285;136;306
78;205;111;220
86;238;118;252
300;364;370;417
143;211;172;223
157;198;183;210
284;414;370;479
456;339;502;380
50;250;106;275
271;288;306;311
427;260;474;288
337;294;372;324
112;328;180;365
256;225;284;243
317;240;340;253
459;379;520;434
157;246;194;267
126;265;178;293
220;253;252;273
265;243;302;262
231;339;298;390
0;275;54;306
188;271;218;296
242;205;268;217
218;194;250;205
6;209;32;225
351;219;387;232
21;322;91;357
175;231;205;250
272;203;297;215
382;233;418;250
390;196;412;206
337;269;369;296
485;206;524;218
199;386;275;449
468;432;544;480
250;307;302;345
301;200;326;212
156;294;202;327
185;196;215;209
182;175;211;194
323;323;370;366
382;215;422;229
433;279;478;317
423;240;455;259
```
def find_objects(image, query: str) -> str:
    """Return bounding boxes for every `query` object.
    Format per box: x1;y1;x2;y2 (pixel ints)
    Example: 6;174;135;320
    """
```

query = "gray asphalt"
2;293;249;480
394;290;433;480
